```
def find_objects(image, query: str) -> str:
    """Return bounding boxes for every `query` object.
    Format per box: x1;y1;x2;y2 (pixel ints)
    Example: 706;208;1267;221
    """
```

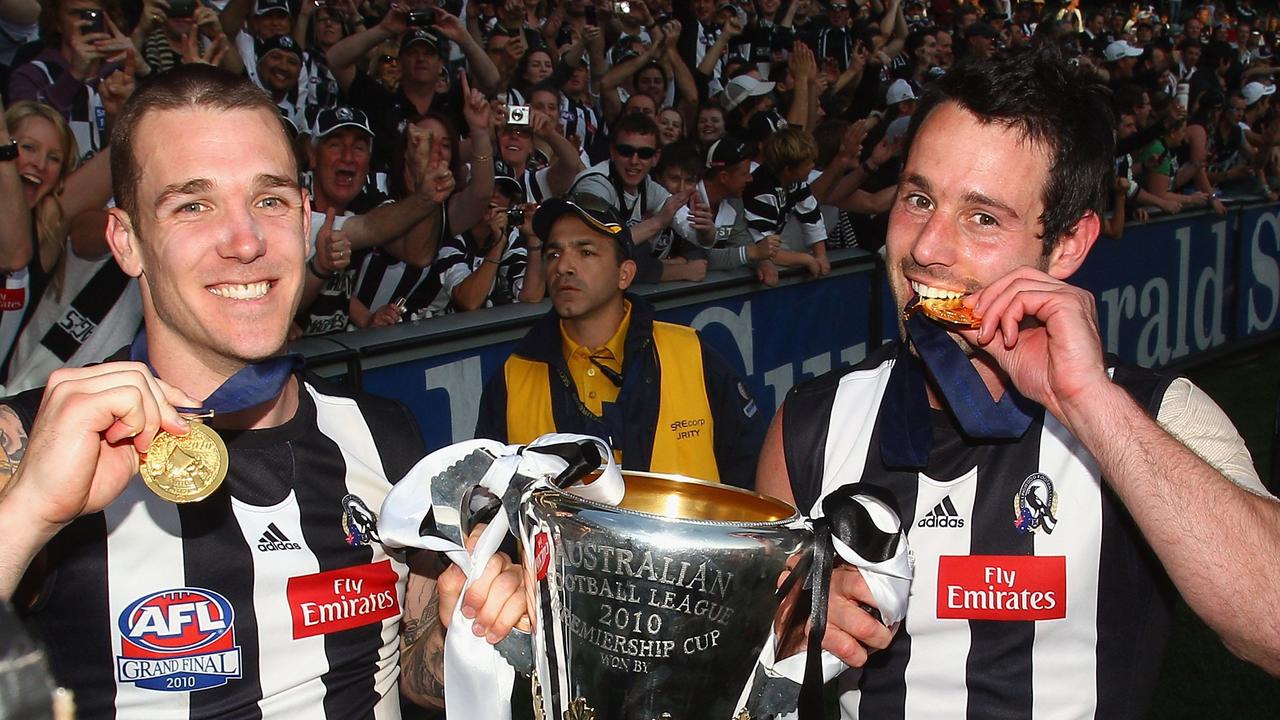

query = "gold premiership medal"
912;297;982;329
140;418;229;503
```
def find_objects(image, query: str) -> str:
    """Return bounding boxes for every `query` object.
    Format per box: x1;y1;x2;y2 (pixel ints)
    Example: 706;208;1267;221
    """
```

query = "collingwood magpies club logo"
341;494;381;547
1014;473;1059;534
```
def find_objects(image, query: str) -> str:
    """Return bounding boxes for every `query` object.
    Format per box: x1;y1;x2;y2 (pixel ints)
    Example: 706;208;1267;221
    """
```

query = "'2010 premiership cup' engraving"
520;473;810;719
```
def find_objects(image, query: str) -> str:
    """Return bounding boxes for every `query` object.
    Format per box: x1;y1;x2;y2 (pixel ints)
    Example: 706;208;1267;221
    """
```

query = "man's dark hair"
903;47;1115;252
110;65;286;221
655;139;702;180
610;112;661;144
1113;83;1148;116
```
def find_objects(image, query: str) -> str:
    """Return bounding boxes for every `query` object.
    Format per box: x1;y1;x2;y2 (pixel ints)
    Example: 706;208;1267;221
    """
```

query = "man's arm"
433;10;502;95
326;10;405;90
399;553;447;709
630;190;688;245
965;264;1280;676
0;366;198;600
755;405;895;667
218;0;253;41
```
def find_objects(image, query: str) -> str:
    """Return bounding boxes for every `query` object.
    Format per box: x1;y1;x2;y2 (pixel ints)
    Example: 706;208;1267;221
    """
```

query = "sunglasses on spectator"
615;143;658;159
831;4;849;10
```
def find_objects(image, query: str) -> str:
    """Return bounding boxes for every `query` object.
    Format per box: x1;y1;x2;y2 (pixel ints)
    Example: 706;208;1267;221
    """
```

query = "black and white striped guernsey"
781;342;1181;720
10;373;426;719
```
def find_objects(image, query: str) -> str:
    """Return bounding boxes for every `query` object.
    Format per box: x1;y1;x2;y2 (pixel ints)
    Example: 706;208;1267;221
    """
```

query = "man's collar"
560;300;632;363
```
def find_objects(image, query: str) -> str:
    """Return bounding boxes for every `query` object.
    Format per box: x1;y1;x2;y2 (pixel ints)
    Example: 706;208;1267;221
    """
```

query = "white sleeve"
1156;377;1270;496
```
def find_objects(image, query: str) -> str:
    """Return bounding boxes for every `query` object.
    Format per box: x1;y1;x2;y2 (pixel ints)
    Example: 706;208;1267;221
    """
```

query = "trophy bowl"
517;471;811;720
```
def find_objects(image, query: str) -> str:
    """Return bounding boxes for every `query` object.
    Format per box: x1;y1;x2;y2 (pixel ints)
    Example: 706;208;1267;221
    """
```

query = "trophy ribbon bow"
746;482;913;719
378;433;624;720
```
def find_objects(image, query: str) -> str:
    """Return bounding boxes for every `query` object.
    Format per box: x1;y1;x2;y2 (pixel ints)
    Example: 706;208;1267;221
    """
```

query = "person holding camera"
324;3;501;172
9;0;146;159
437;174;544;312
131;0;234;76
498;87;586;202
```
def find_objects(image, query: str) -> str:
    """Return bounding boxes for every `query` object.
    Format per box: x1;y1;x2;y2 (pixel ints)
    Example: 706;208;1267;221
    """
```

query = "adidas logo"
917;496;966;528
258;523;302;551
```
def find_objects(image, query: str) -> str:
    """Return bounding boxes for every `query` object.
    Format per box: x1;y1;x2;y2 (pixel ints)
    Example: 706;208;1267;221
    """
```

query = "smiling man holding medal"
0;64;524;718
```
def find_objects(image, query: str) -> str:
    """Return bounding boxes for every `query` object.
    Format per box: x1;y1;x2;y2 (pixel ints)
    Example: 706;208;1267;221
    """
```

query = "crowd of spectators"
2;0;1280;386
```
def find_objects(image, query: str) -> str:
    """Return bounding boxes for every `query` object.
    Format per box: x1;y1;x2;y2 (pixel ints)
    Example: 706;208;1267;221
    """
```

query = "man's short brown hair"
109;65;289;221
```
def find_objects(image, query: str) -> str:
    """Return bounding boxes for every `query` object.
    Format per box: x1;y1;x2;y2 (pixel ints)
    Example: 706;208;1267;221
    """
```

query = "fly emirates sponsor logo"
287;560;399;639
937;555;1066;621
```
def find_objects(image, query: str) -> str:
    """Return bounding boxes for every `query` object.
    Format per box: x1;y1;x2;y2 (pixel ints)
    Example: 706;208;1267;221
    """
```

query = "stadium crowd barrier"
293;200;1280;449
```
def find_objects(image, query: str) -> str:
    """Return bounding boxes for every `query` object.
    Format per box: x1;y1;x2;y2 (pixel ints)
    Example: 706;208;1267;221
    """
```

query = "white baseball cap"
886;79;917;105
1243;81;1276;106
1104;40;1144;62
722;76;776;112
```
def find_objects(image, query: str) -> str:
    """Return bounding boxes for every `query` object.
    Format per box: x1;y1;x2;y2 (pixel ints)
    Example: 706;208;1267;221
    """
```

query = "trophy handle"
493;627;534;676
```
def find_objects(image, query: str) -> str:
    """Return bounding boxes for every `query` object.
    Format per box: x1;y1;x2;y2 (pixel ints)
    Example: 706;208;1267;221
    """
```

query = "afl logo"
116;588;242;692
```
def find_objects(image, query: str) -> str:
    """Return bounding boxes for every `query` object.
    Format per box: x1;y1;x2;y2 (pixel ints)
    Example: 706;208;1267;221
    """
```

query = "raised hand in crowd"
132;0;170;43
313;208;353;278
180;26;229;66
98;56;137;119
98;14;152;78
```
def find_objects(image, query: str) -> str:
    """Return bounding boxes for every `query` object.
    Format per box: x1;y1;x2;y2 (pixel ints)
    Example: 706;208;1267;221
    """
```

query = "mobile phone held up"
407;8;434;26
78;8;106;34
169;0;197;19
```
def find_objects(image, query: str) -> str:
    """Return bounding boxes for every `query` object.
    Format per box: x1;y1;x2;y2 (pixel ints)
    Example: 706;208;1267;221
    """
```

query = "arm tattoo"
0;405;28;492
401;588;447;709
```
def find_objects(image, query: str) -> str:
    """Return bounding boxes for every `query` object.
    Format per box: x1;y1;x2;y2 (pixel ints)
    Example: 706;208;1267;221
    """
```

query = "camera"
77;8;106;34
506;105;531;126
584;4;597;24
407;8;434;26
507;207;525;226
168;0;197;18
612;1;630;15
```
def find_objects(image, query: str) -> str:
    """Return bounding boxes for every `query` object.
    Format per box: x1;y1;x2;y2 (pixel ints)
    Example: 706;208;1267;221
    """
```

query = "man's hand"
756;258;779;286
181;27;228;66
789;38;817;82
378;2;409;37
818;564;895;667
963;267;1112;428
503;33;527;64
436;525;530;644
3;364;199;532
660;189;692;223
137;0;169;36
432;8;468;42
688;193;715;241
312;208;351;275
460;72;491;133
99;56;137;118
747;234;782;262
193;5;222;38
369;303;404;327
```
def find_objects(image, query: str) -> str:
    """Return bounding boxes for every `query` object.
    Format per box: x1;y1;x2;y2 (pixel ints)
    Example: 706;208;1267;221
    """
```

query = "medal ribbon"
880;311;1035;468
129;329;301;415
798;484;903;720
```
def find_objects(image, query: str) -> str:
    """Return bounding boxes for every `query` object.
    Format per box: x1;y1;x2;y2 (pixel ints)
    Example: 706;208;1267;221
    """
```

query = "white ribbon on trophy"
378;433;623;720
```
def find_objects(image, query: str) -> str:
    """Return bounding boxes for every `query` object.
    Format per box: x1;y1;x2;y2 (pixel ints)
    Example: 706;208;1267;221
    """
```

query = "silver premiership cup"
516;471;812;720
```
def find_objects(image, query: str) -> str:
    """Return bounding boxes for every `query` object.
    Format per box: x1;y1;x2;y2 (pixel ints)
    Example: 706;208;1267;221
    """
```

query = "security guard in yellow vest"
475;194;765;488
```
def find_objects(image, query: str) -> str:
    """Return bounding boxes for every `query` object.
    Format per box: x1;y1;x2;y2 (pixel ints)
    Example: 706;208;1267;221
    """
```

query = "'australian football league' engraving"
520;473;810;719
